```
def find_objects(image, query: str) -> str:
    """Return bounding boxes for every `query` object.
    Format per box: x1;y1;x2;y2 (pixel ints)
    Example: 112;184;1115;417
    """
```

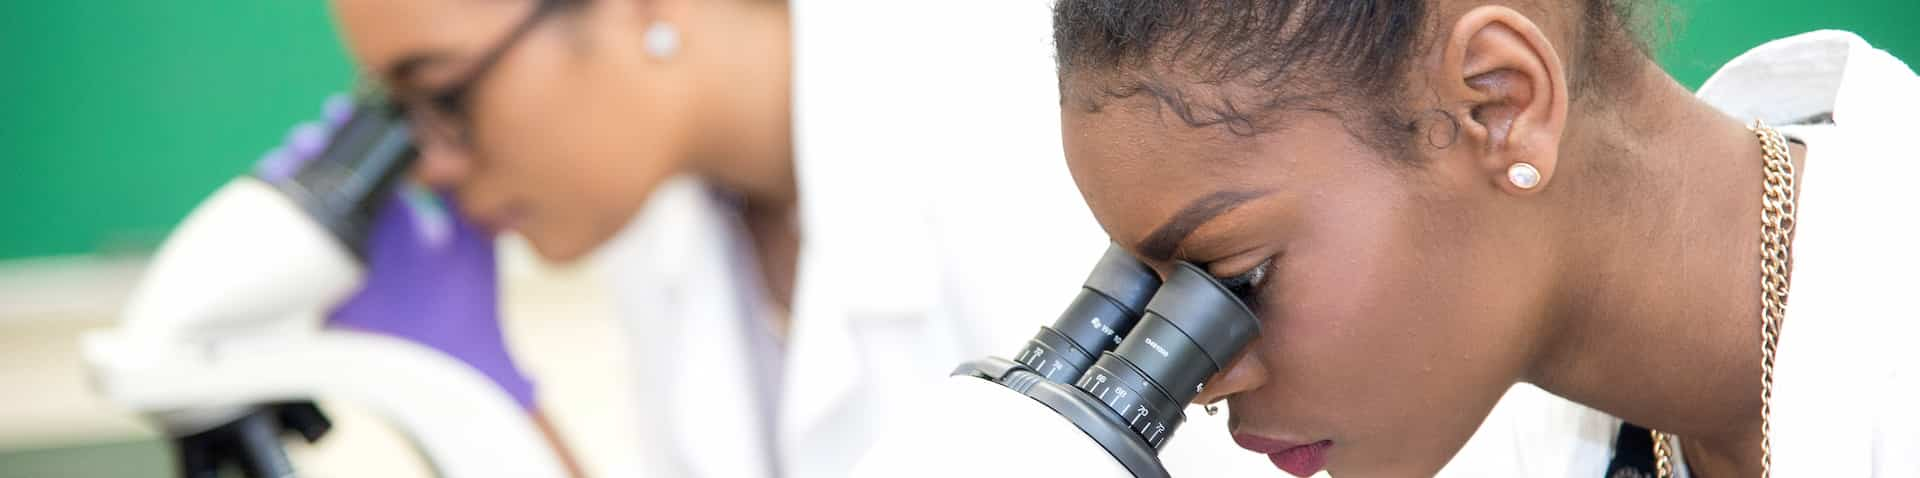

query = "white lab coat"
1440;30;1920;477
592;1;1277;476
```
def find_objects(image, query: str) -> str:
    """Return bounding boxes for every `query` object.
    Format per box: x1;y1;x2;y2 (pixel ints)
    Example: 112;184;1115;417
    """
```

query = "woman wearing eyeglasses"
321;0;1289;476
1049;0;1918;476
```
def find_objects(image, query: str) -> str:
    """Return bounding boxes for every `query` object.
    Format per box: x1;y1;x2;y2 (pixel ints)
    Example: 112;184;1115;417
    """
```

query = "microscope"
80;96;567;477
856;245;1262;477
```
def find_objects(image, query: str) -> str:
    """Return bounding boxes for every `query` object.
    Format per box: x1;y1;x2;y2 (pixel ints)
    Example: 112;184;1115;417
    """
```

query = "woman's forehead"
329;0;523;82
1062;109;1301;246
1060;101;1308;190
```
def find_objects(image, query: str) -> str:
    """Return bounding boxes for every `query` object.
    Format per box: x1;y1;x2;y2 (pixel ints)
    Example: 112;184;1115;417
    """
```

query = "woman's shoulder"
1770;115;1920;474
1698;30;1917;130
1693;32;1920;476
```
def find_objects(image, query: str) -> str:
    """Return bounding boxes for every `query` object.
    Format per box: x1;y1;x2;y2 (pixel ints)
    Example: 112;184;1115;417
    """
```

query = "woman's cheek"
1262;230;1404;343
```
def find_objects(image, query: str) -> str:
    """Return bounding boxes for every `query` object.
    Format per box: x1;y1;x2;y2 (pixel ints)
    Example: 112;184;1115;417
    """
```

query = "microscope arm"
84;326;566;478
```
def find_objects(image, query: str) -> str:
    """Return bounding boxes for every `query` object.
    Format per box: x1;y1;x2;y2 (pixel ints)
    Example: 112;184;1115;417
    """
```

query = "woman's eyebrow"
1135;189;1272;262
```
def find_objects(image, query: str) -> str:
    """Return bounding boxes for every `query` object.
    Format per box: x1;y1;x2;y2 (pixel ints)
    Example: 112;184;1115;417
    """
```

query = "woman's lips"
1233;434;1333;477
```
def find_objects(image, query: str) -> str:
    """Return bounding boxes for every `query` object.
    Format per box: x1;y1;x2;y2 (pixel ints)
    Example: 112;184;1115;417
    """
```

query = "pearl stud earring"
644;22;680;59
1507;162;1541;189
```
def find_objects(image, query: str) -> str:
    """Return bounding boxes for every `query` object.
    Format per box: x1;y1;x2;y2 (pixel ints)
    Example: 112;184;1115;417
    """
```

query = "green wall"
1;1;1915;260
0;2;353;260
0;439;169;478
1654;0;1919;87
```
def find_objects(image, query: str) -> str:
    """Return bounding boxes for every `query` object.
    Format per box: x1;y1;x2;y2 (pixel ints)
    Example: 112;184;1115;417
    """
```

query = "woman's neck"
685;1;796;210
1525;59;1806;477
681;2;800;314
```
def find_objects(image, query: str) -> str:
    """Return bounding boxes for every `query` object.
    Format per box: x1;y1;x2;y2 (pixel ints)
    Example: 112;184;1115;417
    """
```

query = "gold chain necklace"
1651;120;1796;478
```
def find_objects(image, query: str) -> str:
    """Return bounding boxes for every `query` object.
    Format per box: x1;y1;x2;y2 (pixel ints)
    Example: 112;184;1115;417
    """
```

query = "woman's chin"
522;230;599;265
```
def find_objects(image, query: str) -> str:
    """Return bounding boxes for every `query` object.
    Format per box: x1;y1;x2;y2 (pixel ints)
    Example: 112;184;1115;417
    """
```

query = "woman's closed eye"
1215;258;1273;305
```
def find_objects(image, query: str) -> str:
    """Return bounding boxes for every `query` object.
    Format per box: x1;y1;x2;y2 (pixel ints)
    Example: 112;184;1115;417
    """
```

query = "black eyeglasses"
398;0;572;150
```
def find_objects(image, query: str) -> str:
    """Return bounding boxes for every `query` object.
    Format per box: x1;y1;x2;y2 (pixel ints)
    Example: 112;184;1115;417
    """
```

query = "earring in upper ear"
1507;162;1541;189
643;22;680;59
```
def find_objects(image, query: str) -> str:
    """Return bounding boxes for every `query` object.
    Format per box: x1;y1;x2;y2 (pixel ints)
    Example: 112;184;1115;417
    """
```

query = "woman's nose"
413;142;473;189
1192;348;1266;406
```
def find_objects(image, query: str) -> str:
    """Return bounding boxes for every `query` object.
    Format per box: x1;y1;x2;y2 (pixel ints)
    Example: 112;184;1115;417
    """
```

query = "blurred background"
0;1;1913;477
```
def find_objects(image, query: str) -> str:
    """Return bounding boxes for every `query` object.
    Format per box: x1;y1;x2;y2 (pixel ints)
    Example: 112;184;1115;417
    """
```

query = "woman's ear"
1427;6;1569;195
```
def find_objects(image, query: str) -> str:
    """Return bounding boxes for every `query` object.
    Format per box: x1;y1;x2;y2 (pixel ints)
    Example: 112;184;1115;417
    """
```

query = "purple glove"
257;95;537;410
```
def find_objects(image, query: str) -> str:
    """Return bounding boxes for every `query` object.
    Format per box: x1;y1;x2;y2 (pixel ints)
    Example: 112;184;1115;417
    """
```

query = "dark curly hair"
1053;0;1651;155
